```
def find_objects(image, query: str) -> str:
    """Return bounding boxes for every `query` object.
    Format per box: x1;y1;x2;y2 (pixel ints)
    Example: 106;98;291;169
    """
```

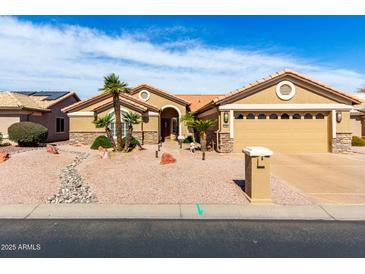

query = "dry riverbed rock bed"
48;150;97;204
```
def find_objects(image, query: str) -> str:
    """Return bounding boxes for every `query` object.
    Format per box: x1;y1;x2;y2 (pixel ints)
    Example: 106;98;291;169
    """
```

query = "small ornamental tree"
122;111;141;152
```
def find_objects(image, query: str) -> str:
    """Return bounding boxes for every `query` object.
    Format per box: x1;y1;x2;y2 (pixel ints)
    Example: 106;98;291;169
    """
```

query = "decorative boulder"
160;152;176;165
0;152;10;163
98;146;110;159
46;144;59;154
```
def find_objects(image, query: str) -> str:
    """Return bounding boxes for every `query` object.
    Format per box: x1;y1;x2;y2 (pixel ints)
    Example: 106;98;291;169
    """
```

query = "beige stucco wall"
132;89;188;136
69;116;102;133
350;115;365;137
0;115;20;138
336;111;351;133
233;84;343;105
98;106;143;132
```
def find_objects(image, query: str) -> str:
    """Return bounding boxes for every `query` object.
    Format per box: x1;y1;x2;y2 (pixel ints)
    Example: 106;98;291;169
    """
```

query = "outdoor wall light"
223;112;229;123
336;111;342;123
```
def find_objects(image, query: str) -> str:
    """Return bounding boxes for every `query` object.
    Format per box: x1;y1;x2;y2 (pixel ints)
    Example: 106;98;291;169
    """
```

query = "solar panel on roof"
13;91;69;100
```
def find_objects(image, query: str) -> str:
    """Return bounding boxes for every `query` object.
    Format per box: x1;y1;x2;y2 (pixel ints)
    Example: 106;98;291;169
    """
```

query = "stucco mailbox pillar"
242;146;273;203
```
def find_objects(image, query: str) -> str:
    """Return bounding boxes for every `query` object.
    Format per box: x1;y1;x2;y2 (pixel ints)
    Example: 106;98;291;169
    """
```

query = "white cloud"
0;16;364;98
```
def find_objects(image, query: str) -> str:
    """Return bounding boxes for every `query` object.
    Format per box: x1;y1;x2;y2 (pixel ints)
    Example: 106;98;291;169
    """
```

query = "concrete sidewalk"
0;204;365;221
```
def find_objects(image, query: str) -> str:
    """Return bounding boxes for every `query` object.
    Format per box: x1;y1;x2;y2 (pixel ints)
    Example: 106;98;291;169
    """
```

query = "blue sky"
1;16;365;98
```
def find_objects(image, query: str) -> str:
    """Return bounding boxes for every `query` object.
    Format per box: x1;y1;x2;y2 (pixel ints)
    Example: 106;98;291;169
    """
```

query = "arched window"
304;113;313;119
109;111;127;138
316;113;325;119
258;113;267;119
235;112;244;119
281;113;290;119
269;113;278;119
246;113;255;119
293;113;301;119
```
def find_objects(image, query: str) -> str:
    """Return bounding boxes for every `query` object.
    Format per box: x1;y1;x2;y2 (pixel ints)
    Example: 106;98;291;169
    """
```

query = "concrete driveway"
271;152;365;204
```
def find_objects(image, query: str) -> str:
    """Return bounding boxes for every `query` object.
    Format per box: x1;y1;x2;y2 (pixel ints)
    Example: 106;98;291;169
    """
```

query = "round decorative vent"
138;90;150;101
276;81;296;100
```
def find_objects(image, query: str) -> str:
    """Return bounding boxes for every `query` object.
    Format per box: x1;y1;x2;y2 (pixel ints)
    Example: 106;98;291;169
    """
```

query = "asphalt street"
0;219;364;257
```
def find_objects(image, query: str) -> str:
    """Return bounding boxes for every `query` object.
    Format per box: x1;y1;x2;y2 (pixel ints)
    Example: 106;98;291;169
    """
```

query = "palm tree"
122;111;141;152
99;73;130;151
180;112;196;142
191;119;216;151
93;114;116;150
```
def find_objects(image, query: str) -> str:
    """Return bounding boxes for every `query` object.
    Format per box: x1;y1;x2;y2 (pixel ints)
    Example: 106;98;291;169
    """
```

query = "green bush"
90;135;113;150
352;136;365;146
8;122;48;146
122;136;140;147
183;135;194;143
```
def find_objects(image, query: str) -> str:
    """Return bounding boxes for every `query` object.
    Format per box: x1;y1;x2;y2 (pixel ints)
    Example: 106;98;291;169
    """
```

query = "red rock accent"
0;152;10;163
160;152;176;165
46;144;59;154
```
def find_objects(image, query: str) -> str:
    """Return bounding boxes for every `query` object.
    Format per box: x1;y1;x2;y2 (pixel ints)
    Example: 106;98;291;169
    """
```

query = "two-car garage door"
233;111;330;153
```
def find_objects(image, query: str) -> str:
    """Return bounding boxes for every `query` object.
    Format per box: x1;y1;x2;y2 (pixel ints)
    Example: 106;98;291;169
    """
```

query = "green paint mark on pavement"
196;203;204;216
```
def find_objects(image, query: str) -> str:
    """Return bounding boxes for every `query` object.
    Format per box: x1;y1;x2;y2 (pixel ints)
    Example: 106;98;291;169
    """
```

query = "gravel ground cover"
0;141;311;205
77;142;311;205
0;148;75;203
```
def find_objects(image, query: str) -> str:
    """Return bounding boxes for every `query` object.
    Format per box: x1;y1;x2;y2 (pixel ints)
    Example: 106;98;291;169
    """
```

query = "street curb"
0;204;365;221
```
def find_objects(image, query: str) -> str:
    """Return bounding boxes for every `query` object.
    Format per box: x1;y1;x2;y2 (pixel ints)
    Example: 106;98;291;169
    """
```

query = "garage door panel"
233;112;329;153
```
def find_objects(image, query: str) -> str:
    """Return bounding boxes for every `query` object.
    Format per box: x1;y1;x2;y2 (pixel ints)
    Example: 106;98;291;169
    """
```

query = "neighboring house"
0;91;80;142
63;69;362;153
350;93;365;138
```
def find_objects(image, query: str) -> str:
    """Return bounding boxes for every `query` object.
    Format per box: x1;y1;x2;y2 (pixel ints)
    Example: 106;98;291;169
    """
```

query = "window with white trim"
56;118;65;133
281;113;290;119
235;112;244;119
293;113;301;119
109;111;127;138
316;113;325;119
269;113;278;119
304;113;313;119
258;113;267;119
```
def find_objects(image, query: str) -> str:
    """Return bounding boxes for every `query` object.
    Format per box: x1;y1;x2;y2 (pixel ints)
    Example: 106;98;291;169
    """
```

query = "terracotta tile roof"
213;69;362;105
177;94;223;112
63;91;160;113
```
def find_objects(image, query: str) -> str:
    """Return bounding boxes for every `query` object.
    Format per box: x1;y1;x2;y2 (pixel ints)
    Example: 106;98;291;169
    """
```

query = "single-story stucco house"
0;91;80;142
63;69;362;153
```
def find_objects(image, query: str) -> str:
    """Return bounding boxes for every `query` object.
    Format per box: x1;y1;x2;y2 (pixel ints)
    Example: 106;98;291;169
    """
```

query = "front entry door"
161;118;171;140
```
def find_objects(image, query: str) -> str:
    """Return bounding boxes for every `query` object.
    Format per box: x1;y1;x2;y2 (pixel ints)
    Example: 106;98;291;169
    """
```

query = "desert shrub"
90;135;113;150
183;135;194;143
352;136;365;146
8;122;48;146
122;136;140;147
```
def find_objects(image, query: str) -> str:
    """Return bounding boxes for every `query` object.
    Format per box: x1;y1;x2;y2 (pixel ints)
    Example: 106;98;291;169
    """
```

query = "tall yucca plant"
93;114;116;150
99;73;130;151
122;111;141;152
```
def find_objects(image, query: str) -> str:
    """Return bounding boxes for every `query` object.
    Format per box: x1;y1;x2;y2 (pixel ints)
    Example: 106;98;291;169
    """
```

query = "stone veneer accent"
332;132;352;153
218;132;233;153
143;131;159;144
69;132;105;145
70;131;158;145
